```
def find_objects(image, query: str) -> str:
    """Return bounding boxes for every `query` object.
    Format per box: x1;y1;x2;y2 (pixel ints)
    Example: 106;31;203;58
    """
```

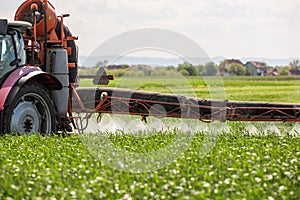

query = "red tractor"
1;0;300;135
0;0;77;134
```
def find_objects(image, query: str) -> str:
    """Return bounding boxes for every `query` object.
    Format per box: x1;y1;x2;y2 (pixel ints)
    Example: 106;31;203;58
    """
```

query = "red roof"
224;59;243;66
248;61;267;69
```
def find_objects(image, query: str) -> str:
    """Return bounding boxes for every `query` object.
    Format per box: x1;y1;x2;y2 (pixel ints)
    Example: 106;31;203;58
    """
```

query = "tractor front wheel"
1;82;56;134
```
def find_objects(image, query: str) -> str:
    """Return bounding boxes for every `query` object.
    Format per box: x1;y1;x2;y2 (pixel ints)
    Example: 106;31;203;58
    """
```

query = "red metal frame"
93;96;300;122
15;0;78;68
68;84;300;132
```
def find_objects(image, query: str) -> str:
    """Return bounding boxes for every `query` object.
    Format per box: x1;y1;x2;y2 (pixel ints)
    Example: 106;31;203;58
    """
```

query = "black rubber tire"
1;82;56;134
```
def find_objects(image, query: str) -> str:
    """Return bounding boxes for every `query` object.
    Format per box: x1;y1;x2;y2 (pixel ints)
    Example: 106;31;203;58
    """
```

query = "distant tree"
179;69;189;76
121;64;129;68
204;62;218;76
219;60;227;68
228;64;247;76
289;59;300;70
178;61;199;76
94;60;108;68
196;64;205;75
166;65;175;70
278;66;289;76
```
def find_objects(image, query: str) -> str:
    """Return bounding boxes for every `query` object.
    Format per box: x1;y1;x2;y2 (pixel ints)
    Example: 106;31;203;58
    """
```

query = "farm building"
267;68;279;76
245;61;268;76
288;69;300;76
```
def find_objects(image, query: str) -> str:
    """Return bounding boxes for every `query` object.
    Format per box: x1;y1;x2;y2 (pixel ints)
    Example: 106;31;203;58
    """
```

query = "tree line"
90;59;300;77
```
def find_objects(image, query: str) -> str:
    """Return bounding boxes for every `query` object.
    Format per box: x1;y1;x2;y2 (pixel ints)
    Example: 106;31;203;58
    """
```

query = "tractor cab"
0;19;30;80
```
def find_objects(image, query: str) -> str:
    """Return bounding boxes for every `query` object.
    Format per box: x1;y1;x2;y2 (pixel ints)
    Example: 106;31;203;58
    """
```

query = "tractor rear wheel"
1;82;56;134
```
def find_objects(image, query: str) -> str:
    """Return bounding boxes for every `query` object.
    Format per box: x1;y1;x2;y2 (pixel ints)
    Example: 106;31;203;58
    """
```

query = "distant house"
266;68;279;76
219;59;243;76
288;69;300;76
245;61;268;76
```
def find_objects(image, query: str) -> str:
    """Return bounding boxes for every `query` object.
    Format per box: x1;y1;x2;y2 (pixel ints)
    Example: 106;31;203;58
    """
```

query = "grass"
79;75;300;103
0;127;299;199
1;75;300;199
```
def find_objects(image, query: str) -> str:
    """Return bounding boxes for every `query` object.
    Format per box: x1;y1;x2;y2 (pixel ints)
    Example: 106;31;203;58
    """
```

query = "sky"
1;0;300;59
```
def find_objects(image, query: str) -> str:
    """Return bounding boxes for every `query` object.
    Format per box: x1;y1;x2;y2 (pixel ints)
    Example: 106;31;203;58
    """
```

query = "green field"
1;76;300;199
80;75;300;103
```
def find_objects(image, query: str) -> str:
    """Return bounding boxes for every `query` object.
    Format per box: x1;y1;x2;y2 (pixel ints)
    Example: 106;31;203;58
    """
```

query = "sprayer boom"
72;87;300;124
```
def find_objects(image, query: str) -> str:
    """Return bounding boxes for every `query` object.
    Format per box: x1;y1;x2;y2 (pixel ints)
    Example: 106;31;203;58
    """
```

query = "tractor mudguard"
0;66;62;110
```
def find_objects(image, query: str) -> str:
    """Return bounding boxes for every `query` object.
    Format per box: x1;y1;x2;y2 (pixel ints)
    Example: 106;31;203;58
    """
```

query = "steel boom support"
73;88;300;123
